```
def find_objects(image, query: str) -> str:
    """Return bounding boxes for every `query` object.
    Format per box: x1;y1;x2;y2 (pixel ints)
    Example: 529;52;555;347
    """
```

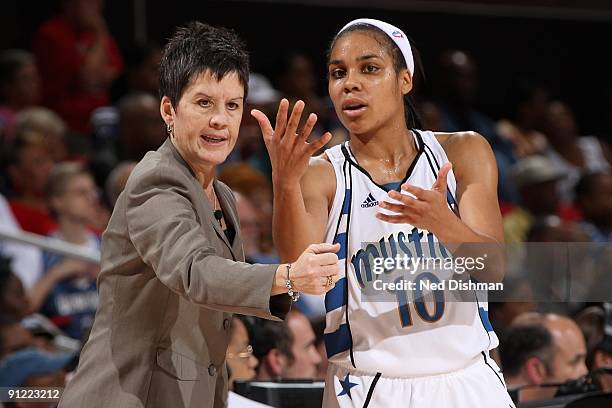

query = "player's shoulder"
308;152;334;173
302;153;336;198
433;131;490;152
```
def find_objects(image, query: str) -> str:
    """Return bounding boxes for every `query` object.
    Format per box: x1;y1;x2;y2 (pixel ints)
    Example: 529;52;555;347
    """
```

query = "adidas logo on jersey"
361;193;378;208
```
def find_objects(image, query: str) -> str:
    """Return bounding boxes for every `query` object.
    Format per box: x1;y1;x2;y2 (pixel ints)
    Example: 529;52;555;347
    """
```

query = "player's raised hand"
376;163;455;232
251;99;332;186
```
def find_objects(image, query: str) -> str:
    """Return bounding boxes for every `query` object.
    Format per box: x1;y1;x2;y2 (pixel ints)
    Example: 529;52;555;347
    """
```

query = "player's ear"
524;357;547;385
400;69;412;95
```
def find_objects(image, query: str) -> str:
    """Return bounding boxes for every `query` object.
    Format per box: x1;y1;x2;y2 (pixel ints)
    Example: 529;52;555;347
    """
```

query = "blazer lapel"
160;138;238;260
213;180;240;260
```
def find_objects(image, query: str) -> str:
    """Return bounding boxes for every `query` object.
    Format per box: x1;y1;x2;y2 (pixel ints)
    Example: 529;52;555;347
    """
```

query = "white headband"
337;18;414;77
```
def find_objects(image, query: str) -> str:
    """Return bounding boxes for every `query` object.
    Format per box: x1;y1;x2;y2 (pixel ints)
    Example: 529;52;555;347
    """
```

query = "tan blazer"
59;139;290;408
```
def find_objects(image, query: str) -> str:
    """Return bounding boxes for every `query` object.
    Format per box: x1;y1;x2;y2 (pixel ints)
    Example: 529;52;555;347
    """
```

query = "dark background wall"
3;0;612;136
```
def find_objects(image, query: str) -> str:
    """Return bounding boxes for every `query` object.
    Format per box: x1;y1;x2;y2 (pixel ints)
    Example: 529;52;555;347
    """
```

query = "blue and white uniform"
321;130;514;407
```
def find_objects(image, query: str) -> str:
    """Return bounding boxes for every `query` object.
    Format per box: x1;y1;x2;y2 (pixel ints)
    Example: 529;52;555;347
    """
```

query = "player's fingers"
250;109;274;142
307;132;333;154
399;184;432;201
388;189;426;205
433;163;452;193
274;99;289;141
286;100;305;138
298;113;318;144
377;200;408;214
375;212;412;224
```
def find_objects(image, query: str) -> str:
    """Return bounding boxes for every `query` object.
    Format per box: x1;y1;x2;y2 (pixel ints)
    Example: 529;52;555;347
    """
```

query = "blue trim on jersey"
382;182;401;191
325;323;352;358
341;189;351;214
325;277;347;313
479;307;494;332
333;232;347;260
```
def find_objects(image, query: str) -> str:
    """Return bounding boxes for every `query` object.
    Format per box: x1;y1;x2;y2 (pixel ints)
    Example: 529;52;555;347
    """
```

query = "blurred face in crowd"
234;193;261;259
0;274;31;320
51;174;99;224
545;316;588;385
328;30;410;137
120;95;166;159
16;369;67;408
580;174;612;229
65;0;104;30
544;101;578;142
3;60;41;108
238;104;266;159
0;324;35;358
280;54;317;98
162;70;244;173
9;143;54;197
520;180;560;216
284;312;321;379
226;318;258;385
128;48;162;97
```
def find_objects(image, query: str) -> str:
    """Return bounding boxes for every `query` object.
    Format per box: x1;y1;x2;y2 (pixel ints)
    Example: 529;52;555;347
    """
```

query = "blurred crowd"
0;0;610;406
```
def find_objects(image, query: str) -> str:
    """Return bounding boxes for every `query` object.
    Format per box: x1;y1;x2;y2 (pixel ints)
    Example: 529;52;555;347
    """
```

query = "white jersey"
323;129;499;378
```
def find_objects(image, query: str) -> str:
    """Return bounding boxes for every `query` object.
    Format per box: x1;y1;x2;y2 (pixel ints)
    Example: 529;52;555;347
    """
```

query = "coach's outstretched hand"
251;99;332;187
273;243;340;296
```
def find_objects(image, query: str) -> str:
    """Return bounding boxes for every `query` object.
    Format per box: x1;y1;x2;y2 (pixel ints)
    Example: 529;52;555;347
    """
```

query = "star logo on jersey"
361;193;378;208
337;373;358;399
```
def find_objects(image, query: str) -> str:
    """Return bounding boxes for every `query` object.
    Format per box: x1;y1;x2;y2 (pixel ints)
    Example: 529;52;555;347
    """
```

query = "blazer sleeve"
125;165;290;320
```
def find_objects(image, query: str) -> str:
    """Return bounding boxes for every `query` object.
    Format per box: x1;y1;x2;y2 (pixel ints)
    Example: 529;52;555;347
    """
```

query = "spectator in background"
5;131;56;236
252;311;321;380
0;194;43;289
104;160;136;208
0;321;36;359
0;255;32;321
117;92;166;161
496;79;550;159
14;107;69;163
273;52;327;126
543;101;612;203
223;72;281;178
252;319;295;380
234;192;277;264
433;49;517;203
218;163;276;257
311;316;328;380
110;42;162;103
90;93;164;187
33;0;123;134
0;50;41;142
0;348;77;403
575;305;612;393
28;163;100;340
504;155;566;243
574;171;612;242
418;100;443;132
272;52;345;149
226;316;273;408
227;316;258;389
284;310;321;379
501;313;588;402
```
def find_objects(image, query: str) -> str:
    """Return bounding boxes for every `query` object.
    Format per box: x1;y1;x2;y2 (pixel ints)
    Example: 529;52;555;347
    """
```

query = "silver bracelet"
285;263;300;302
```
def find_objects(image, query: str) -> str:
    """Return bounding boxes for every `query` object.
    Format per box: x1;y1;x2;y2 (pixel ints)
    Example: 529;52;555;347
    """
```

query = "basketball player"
252;18;515;407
